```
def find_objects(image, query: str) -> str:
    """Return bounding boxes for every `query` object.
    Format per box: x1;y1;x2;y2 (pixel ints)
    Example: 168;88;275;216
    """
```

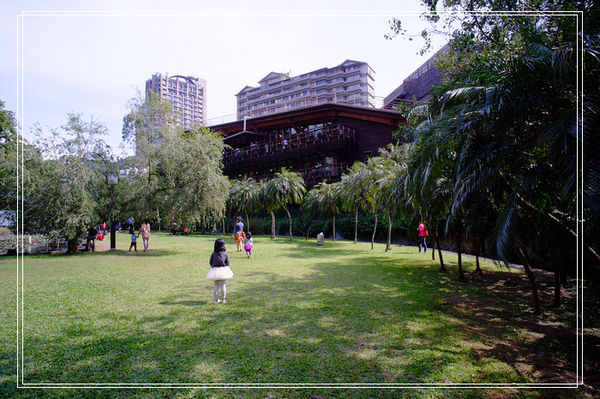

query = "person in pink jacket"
417;221;428;253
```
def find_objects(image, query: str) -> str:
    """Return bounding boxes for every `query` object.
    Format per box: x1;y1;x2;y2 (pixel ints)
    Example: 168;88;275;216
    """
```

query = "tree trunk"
438;244;445;271
156;207;161;231
332;209;336;241
513;241;541;314
553;263;561;307
435;223;445;270
306;211;323;240
559;248;568;285
499;170;600;264
110;220;116;251
244;209;250;232
371;213;378;250
431;223;436;261
354;206;358;244
475;238;483;278
456;228;465;281
553;243;563;307
284;205;293;240
385;210;392;252
222;217;226;235
66;237;79;255
270;210;276;239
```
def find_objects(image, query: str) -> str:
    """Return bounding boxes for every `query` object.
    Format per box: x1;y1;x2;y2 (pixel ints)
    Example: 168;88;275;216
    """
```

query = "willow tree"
122;92;229;228
28;114;112;253
122;90;174;221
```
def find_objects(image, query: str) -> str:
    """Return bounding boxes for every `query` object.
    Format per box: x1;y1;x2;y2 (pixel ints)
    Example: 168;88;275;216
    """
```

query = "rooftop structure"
236;60;375;120
211;103;405;187
145;73;207;130
383;44;450;109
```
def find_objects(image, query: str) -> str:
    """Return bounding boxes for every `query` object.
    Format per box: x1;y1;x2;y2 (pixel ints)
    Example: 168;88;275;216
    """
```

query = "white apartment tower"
145;73;207;130
236;60;375;119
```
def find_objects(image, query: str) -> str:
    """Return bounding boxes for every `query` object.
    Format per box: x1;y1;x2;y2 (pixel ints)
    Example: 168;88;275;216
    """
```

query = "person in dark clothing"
86;226;98;252
206;238;234;304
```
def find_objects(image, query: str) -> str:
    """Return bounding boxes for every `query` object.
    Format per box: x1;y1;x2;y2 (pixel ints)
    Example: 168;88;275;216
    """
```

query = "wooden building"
210;103;406;187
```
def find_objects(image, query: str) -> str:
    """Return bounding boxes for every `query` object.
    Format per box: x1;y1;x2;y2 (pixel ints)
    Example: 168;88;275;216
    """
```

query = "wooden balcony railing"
223;124;356;165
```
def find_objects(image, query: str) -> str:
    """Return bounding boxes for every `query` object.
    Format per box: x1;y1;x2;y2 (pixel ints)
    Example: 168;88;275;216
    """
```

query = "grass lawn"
0;232;592;398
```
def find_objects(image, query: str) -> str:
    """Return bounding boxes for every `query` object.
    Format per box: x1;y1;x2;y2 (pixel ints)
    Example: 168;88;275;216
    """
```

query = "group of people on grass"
85;222;109;252
128;219;151;252
85;218;151;253
89;212;428;305
208;216;430;305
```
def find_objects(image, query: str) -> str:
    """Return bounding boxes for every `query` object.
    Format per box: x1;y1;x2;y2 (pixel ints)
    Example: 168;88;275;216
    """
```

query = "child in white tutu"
207;238;234;304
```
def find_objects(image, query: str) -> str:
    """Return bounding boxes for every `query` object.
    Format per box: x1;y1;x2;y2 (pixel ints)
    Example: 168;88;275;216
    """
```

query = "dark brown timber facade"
210;103;406;187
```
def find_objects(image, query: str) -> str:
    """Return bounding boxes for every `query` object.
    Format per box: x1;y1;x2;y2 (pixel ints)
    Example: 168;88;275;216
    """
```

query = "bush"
0;232;52;252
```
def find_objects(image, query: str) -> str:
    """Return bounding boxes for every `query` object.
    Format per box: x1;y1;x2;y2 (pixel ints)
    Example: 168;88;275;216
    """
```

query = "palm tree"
376;143;410;252
402;92;465;276
339;165;365;244
303;181;340;241
256;180;279;239
302;187;324;240
229;177;259;231
266;168;306;240
402;38;597;312
359;157;386;250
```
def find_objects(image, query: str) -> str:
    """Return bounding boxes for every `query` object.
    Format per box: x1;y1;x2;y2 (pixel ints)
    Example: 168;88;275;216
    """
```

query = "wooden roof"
210;103;406;136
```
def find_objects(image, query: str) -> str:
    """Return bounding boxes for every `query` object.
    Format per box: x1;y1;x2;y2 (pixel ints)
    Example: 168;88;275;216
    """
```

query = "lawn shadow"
80;248;183;257
158;300;205;306
8;240;589;397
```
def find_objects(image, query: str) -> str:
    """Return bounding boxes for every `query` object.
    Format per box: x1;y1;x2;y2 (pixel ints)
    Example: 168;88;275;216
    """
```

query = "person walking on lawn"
207;238;234;304
129;233;138;252
139;219;151;252
417;221;428;253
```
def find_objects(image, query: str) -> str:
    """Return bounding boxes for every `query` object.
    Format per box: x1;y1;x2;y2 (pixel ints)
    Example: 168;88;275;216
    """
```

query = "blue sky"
0;0;448;156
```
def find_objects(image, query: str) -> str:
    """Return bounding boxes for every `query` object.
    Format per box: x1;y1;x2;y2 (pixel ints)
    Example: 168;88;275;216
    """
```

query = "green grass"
0;232;587;398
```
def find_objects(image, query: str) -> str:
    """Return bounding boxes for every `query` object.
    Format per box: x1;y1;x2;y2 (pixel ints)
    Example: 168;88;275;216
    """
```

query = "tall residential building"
236;60;375;120
145;73;207;130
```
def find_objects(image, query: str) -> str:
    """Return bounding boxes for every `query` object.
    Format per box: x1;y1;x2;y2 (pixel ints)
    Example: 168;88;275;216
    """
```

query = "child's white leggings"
213;280;226;300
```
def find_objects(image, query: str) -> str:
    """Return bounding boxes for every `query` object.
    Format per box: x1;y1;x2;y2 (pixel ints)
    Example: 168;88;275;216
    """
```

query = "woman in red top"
417;221;428;253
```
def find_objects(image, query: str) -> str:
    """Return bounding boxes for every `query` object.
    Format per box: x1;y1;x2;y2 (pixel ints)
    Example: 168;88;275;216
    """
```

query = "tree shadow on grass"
158;300;205;306
80;248;183;258
291;254;581;387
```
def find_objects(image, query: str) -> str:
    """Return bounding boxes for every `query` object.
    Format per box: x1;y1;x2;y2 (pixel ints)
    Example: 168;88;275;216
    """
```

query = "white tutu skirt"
206;266;234;280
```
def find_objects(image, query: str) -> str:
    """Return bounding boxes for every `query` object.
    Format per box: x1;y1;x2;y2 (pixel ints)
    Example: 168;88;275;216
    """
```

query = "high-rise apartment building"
236;60;375;120
145;73;207;130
